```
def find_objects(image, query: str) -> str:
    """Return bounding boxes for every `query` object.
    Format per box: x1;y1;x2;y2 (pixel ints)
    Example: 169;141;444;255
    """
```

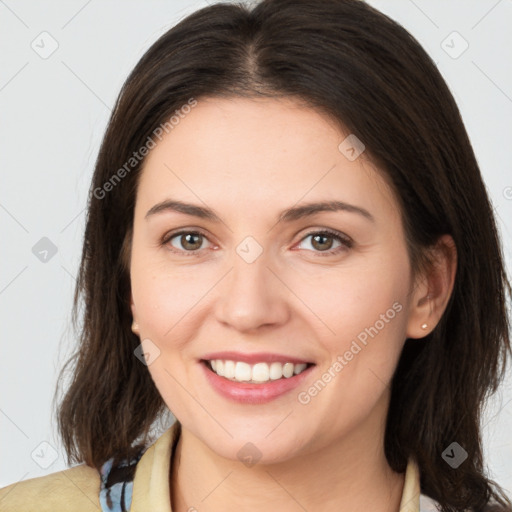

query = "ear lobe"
406;234;457;339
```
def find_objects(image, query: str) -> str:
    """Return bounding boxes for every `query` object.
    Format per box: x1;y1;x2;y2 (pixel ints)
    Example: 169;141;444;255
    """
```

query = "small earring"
421;323;428;330
131;322;139;333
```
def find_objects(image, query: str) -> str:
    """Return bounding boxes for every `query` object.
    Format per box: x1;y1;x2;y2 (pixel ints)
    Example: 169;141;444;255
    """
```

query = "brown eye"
310;233;334;251
163;231;210;254
297;229;352;255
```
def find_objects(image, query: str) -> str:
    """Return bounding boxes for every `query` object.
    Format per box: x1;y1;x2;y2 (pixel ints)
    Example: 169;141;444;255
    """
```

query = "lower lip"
201;361;315;404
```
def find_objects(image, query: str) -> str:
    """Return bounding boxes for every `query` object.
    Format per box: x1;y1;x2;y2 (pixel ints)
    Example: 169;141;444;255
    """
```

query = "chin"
190;419;313;465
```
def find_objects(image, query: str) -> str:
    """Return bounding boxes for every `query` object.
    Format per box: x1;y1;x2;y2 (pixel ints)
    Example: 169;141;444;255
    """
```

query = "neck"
170;398;405;512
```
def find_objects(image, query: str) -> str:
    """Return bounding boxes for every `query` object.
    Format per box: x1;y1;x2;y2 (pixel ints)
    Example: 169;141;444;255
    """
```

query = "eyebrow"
145;199;375;223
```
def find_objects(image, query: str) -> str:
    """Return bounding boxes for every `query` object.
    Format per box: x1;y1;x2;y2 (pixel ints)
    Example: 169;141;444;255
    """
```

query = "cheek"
298;256;410;397
130;249;209;341
301;260;409;347
130;252;206;415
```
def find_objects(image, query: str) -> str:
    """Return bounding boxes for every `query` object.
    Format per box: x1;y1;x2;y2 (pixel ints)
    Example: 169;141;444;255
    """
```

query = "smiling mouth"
202;359;315;384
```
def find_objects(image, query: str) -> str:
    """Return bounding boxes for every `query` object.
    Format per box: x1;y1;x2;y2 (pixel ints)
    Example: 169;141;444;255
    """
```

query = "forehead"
135;96;400;223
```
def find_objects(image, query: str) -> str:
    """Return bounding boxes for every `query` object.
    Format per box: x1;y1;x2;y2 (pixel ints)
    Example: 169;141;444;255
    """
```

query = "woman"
1;0;510;510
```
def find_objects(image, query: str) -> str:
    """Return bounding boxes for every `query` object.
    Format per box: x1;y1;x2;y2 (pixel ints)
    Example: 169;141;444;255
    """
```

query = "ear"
130;291;140;335
130;291;136;317
406;234;457;339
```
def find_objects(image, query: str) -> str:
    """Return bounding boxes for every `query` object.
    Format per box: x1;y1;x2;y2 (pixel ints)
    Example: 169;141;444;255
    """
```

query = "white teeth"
224;360;236;379
282;362;294;378
252;362;269;382
234;362;252;381
269;362;283;380
294;363;307;375
208;359;310;383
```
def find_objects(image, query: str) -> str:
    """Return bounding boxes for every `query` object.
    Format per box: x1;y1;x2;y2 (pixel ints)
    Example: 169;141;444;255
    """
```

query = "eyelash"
161;228;353;257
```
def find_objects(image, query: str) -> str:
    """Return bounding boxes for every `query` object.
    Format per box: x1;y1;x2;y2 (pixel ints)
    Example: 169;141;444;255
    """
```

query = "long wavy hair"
55;1;511;510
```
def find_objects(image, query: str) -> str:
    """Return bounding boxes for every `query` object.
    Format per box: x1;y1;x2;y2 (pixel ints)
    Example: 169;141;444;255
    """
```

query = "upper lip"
201;351;314;365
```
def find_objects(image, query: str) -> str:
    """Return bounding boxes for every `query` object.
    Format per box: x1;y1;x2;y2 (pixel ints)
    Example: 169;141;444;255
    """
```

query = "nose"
214;243;290;333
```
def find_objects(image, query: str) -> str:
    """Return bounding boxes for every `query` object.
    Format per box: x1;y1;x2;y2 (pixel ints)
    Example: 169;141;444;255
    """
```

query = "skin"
129;96;456;512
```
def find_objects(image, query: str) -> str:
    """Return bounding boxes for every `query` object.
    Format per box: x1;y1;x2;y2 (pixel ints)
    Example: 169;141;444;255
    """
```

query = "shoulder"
0;464;101;512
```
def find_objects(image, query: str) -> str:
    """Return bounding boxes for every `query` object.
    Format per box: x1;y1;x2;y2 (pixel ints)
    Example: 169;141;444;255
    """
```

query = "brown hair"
55;1;511;509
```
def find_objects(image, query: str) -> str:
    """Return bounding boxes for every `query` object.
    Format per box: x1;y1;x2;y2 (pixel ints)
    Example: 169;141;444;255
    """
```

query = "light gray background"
1;0;511;494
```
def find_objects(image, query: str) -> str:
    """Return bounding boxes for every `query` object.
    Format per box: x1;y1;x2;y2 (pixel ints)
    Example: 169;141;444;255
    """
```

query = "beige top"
0;421;439;511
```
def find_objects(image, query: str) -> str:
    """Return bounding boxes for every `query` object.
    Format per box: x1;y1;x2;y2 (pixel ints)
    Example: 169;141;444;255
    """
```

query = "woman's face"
130;96;419;463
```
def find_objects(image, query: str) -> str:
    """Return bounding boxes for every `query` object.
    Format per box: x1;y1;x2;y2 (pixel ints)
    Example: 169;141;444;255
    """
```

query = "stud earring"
131;322;139;333
421;323;428;330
